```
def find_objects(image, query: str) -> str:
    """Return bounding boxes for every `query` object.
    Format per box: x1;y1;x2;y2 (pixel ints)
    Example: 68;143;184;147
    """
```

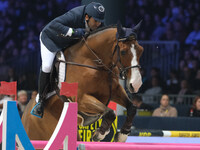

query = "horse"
22;22;144;142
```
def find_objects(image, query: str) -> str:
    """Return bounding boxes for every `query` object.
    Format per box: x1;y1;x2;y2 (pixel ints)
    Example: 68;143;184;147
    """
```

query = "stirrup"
30;102;44;118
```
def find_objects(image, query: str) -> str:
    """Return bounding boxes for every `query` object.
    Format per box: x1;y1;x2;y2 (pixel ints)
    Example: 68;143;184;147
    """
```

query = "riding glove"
72;28;85;38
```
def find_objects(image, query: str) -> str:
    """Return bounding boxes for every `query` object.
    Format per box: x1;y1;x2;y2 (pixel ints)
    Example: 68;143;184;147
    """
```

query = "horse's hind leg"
92;109;116;141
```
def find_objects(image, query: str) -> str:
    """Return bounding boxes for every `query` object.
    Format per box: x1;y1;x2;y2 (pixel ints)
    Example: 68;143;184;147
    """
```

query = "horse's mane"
88;24;117;36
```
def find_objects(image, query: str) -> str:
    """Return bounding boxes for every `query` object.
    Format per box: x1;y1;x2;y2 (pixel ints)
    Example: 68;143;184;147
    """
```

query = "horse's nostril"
130;83;135;93
130;83;133;89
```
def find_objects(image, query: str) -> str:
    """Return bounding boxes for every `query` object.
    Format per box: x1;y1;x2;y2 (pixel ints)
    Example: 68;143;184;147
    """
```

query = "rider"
31;2;105;118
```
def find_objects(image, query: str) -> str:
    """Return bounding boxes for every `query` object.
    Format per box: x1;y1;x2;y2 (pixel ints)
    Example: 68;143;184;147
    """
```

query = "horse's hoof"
92;128;110;141
114;132;128;142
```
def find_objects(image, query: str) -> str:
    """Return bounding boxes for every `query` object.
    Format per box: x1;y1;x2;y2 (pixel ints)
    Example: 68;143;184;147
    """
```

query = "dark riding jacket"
41;6;86;52
41;5;104;52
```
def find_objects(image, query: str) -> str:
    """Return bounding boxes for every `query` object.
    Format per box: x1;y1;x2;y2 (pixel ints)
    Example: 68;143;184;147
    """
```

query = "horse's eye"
121;50;126;56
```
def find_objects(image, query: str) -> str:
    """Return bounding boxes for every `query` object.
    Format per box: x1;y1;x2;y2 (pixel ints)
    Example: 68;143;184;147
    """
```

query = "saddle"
35;51;69;103
49;51;71;102
51;51;67;90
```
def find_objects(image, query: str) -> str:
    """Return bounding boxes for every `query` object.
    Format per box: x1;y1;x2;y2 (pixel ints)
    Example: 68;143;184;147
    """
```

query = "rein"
57;37;140;80
57;60;99;70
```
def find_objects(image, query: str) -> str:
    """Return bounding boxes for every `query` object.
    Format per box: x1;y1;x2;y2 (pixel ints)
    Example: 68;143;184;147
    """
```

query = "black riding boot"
31;70;50;118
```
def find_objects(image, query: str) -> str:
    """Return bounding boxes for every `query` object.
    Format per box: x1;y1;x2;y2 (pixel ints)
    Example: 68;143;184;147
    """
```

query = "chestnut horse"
22;22;144;142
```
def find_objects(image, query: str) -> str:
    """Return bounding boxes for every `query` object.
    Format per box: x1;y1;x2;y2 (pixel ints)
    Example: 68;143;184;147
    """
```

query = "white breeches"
40;36;56;73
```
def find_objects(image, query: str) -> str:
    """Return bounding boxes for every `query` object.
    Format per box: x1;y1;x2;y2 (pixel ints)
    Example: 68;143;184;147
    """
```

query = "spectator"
172;19;187;43
166;70;179;94
17;90;28;117
30;90;38;102
180;67;194;85
184;51;195;70
193;70;200;94
185;21;200;46
162;8;173;25
6;67;17;82
151;14;165;40
179;60;187;74
17;74;29;90
142;67;164;93
132;94;153;111
191;42;200;61
176;80;193;104
161;28;175;41
143;76;162;103
189;95;200;117
152;94;177;117
0;63;10;81
142;14;154;40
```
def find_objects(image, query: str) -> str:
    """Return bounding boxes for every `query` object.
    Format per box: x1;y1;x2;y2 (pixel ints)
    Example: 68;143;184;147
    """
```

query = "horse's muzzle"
128;68;142;93
127;78;142;93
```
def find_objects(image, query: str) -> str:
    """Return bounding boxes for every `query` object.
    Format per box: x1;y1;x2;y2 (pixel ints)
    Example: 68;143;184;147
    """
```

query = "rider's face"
85;15;101;31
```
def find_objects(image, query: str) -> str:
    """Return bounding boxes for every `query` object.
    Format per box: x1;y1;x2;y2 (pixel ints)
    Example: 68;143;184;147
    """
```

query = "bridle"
83;36;141;80
110;37;141;80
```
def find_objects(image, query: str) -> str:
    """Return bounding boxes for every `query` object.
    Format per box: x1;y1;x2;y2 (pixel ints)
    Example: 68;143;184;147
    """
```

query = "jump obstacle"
0;101;199;150
1;101;200;150
0;81;200;150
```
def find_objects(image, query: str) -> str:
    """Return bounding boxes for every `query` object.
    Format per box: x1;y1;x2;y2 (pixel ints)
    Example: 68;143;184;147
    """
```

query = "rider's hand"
72;28;85;38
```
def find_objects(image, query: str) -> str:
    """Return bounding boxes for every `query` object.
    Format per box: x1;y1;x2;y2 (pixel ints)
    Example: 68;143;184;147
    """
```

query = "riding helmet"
85;2;105;23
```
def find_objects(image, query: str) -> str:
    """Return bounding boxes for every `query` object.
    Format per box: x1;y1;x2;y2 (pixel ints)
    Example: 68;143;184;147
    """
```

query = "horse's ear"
117;21;125;38
133;20;143;33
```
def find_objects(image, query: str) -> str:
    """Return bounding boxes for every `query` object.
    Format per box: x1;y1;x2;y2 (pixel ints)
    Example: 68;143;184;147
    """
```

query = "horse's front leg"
112;85;137;142
115;99;136;142
78;94;116;141
92;108;116;141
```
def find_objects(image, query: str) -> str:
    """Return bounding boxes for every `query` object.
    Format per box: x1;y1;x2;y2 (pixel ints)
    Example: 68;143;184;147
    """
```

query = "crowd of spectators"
0;0;80;60
0;0;200;103
0;0;81;90
125;0;200;43
124;0;200;102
